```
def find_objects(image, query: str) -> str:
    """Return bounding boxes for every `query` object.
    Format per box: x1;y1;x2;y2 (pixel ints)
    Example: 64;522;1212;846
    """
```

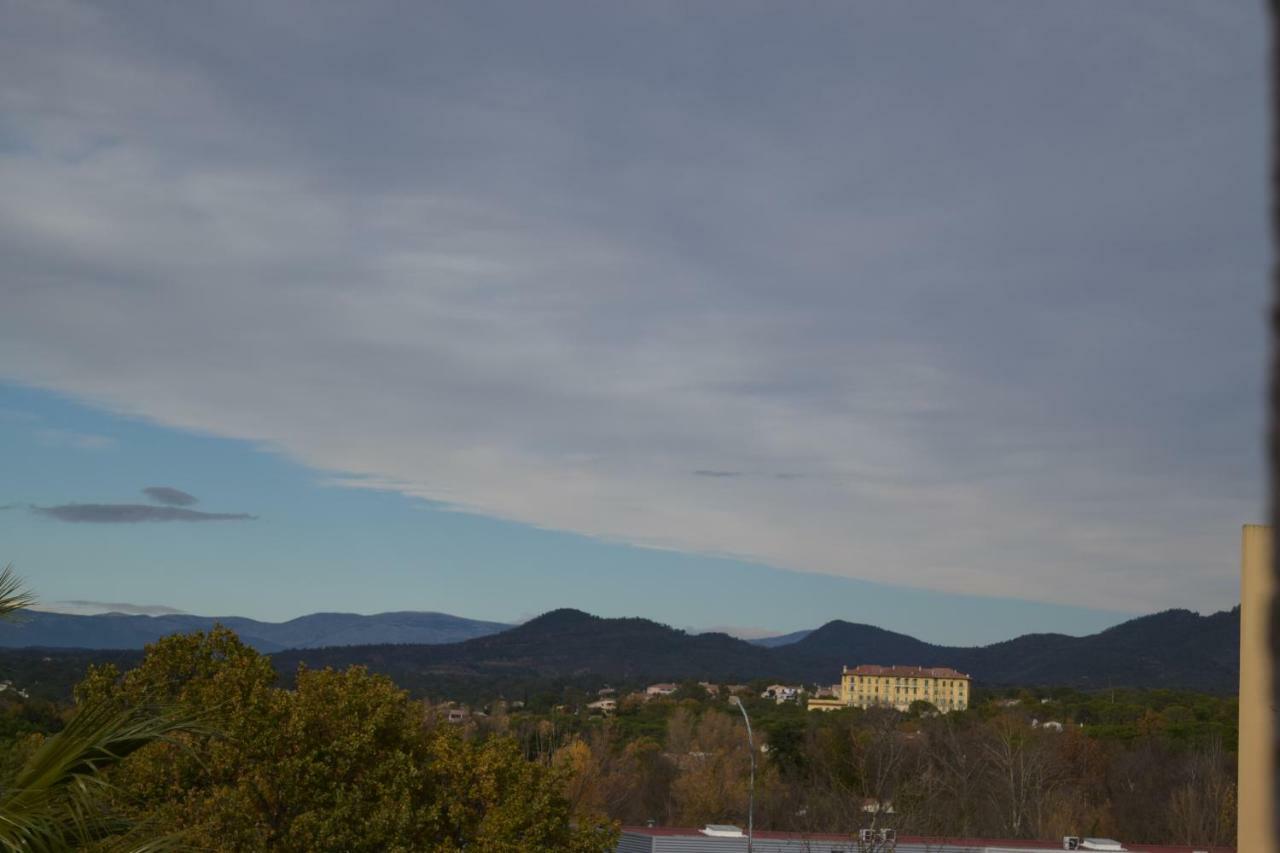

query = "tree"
427;727;615;853
1166;738;1237;847
908;716;986;838
760;716;808;777
75;627;616;851
555;723;648;821
979;712;1102;839
908;700;940;718
669;710;753;826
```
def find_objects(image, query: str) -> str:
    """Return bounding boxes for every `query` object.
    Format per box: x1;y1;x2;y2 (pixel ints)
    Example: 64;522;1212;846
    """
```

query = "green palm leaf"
0;692;201;850
0;566;36;621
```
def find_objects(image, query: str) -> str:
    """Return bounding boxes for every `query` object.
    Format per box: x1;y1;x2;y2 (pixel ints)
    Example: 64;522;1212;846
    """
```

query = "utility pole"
731;695;755;852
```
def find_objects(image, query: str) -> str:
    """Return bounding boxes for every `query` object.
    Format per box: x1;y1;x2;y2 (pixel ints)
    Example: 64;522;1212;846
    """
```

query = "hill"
271;608;772;686
3;606;1240;700
776;607;1240;692
271;606;1241;695
0;610;509;652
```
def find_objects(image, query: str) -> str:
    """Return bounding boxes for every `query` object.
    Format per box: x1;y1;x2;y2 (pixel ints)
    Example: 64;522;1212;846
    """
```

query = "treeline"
462;682;1237;848
0;646;141;702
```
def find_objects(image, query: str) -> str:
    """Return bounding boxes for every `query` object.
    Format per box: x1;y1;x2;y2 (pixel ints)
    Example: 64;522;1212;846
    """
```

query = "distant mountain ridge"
271;606;1240;693
777;607;1239;691
0;610;510;652
3;606;1240;695
750;629;813;647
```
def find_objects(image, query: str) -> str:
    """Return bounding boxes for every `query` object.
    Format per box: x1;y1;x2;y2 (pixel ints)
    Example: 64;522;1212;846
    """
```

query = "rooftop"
843;664;970;679
618;826;1232;853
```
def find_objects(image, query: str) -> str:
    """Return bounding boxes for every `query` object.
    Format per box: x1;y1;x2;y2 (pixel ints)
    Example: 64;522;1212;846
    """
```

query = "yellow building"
806;696;845;712
808;664;971;713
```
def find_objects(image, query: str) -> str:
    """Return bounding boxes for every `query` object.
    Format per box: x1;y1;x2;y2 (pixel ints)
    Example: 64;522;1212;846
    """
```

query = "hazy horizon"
20;590;1235;649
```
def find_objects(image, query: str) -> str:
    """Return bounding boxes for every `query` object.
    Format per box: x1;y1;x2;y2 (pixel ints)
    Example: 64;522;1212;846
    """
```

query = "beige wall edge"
1239;524;1275;852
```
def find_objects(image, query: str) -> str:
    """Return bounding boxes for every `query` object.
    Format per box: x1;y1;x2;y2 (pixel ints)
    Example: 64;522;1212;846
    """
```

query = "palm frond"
0;700;203;851
0;565;35;621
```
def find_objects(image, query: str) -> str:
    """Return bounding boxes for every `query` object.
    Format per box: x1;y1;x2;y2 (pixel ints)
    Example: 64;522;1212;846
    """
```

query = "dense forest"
0;625;1238;850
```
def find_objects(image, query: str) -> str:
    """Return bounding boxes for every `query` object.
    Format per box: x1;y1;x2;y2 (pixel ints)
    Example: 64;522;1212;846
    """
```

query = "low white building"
1032;719;1065;732
760;684;802;704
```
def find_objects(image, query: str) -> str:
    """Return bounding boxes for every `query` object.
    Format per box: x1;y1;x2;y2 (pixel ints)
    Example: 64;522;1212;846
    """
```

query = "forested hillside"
271;606;1241;695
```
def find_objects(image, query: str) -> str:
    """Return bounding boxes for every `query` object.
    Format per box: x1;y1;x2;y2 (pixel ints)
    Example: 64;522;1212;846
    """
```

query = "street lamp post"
731;695;755;853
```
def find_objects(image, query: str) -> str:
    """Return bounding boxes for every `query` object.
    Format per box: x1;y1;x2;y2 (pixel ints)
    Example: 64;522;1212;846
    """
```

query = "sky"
0;1;1267;645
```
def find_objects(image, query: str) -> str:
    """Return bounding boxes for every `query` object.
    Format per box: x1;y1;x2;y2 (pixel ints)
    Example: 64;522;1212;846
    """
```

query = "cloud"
32;504;254;523
32;600;186;616
142;486;198;506
693;470;742;479
0;2;1264;613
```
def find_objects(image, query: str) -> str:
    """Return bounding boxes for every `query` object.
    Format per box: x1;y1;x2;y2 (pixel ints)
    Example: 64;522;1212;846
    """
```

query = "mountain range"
270;606;1240;694
750;629;813;648
0;610;509;652
0;606;1240;695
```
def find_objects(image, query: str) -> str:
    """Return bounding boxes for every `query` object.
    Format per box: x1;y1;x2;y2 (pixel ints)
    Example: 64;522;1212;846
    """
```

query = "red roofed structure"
844;664;970;679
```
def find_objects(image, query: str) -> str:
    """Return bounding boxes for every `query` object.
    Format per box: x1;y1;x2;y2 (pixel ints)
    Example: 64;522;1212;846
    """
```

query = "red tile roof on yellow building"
843;664;970;679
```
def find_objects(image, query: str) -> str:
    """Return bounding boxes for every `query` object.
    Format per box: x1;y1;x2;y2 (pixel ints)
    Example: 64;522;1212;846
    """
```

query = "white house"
760;684;802;704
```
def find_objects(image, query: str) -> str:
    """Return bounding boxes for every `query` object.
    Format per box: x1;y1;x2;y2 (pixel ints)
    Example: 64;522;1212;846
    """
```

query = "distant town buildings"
0;680;29;699
805;693;846;712
807;664;971;713
634;682;751;703
759;684;802;704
